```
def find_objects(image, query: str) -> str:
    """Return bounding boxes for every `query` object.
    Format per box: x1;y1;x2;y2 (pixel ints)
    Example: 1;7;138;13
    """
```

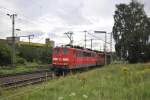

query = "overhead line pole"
91;39;93;50
105;32;107;65
94;31;107;65
84;30;87;48
17;34;34;44
64;31;73;45
88;32;110;44
110;32;113;63
7;14;17;67
106;32;113;63
28;35;34;44
12;14;15;67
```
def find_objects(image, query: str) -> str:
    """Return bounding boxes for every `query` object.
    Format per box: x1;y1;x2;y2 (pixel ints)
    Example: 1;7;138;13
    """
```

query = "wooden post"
45;72;48;81
52;72;55;79
62;72;65;77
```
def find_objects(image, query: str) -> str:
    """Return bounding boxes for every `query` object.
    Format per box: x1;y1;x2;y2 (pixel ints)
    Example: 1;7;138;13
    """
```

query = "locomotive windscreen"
54;48;69;54
54;48;60;54
63;48;68;54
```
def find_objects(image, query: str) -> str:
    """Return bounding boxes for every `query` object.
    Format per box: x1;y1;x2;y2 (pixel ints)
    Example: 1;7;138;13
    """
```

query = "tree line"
0;42;52;66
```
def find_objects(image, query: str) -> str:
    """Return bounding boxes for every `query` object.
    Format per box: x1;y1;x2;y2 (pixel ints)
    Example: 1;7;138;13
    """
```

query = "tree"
113;0;150;63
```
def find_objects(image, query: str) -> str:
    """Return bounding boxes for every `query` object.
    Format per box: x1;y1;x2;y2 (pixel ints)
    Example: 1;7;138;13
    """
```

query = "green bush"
0;43;11;66
16;57;26;65
0;43;52;66
17;44;52;64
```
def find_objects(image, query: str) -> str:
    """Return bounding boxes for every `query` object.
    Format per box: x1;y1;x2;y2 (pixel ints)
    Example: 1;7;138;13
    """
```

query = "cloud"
14;0;90;25
0;0;150;51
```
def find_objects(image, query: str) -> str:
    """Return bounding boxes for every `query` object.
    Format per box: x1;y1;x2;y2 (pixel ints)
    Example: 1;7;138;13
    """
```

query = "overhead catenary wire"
0;5;116;51
0;7;37;32
0;6;52;43
0;6;53;28
74;30;115;45
87;32;111;44
0;5;73;43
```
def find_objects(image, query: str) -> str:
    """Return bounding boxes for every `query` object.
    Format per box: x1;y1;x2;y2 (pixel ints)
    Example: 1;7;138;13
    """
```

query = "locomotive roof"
54;45;105;54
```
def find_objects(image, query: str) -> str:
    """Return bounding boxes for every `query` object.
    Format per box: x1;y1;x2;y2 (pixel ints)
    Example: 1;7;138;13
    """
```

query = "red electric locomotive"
52;46;106;71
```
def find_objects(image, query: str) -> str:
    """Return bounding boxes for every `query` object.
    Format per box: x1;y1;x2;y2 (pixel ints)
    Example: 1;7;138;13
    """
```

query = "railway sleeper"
0;74;53;89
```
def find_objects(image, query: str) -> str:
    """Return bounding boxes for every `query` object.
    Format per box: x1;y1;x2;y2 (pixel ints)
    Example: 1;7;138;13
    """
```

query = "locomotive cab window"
63;48;68;54
54;48;60;54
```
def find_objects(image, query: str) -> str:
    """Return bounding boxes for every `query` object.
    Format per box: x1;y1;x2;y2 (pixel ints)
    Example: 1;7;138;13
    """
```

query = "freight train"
52;45;110;72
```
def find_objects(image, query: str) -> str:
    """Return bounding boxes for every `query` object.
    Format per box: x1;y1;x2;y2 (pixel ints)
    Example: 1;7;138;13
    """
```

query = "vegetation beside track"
0;63;51;76
0;63;150;100
0;42;52;66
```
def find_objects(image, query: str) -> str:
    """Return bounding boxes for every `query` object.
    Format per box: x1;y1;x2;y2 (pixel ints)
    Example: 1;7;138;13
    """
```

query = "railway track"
0;64;52;78
0;71;55;89
0;65;93;90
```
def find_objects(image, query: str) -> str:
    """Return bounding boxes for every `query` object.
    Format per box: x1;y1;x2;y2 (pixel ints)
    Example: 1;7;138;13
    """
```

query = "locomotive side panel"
74;49;97;68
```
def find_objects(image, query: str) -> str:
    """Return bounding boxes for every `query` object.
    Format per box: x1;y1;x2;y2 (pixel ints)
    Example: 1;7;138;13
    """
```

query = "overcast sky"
0;0;150;51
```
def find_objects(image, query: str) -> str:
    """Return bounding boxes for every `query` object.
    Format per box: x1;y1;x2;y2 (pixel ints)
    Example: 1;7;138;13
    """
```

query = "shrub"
0;43;11;66
17;44;52;64
16;57;26;65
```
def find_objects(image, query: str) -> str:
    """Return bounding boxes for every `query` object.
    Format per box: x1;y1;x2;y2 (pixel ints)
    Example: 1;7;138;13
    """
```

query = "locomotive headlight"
63;58;69;61
53;58;58;61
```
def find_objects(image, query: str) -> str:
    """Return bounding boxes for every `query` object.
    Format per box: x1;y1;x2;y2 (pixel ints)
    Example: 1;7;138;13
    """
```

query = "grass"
0;63;150;100
0;63;50;76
